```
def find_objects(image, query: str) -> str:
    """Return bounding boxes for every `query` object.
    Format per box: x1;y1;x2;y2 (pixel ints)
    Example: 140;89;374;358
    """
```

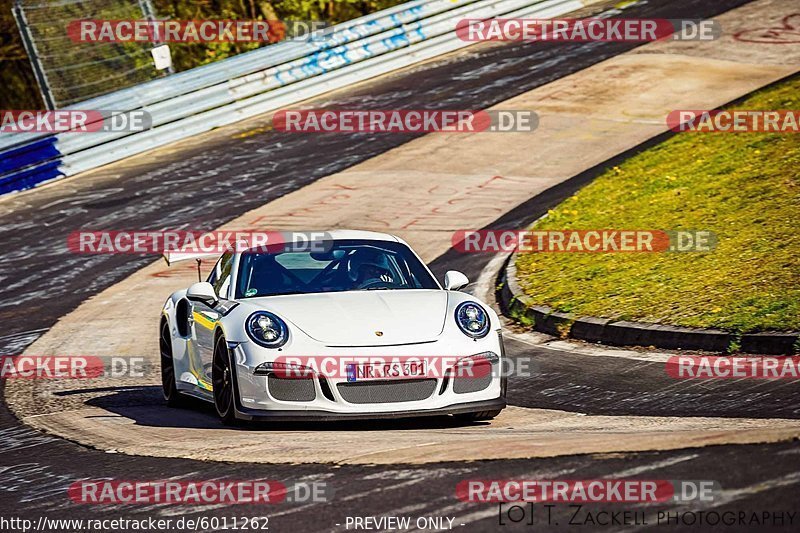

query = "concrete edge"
498;252;799;355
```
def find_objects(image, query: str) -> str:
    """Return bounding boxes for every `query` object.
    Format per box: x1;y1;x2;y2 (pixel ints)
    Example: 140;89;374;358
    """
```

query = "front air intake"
267;375;316;402
337;379;437;404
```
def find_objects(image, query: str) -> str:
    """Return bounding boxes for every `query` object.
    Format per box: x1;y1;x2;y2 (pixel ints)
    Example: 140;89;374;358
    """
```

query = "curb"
498;253;799;355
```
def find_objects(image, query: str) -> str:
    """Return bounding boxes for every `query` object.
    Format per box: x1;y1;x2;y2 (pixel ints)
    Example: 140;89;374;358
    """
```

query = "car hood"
247;290;447;346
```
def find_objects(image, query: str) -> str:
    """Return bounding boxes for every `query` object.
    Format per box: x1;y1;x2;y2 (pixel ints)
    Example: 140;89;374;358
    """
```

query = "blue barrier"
0;159;63;195
0;136;63;194
0;136;60;174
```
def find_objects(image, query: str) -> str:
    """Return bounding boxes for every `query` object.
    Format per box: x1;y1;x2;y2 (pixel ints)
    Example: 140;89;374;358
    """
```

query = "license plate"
346;361;427;382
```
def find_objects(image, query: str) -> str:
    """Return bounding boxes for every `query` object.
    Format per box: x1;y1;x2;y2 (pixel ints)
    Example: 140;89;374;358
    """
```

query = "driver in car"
347;250;395;289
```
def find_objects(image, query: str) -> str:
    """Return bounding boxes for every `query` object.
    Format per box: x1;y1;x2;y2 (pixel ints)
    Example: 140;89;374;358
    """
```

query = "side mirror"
186;281;218;306
444;270;469;291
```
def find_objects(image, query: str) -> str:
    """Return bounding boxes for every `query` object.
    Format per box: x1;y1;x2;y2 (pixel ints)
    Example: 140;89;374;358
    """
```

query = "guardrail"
0;0;589;195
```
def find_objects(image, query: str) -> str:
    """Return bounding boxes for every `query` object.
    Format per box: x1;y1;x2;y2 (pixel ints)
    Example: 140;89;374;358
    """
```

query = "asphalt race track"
2;0;798;531
2;399;799;532
0;0;753;354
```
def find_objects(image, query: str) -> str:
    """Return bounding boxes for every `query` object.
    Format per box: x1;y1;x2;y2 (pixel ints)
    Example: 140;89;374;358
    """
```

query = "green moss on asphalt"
514;75;800;333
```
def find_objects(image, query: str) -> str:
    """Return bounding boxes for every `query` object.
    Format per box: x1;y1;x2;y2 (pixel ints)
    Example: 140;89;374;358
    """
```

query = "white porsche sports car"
160;230;506;425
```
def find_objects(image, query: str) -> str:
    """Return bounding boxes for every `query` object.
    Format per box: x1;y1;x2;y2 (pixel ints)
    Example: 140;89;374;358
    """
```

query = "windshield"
235;239;440;298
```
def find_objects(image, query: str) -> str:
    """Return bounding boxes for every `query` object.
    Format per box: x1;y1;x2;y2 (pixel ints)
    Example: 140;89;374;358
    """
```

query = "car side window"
213;252;234;299
206;258;219;286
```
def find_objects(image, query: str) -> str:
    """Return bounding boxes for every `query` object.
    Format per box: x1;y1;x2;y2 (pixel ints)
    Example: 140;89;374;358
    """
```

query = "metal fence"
0;0;591;196
12;0;164;109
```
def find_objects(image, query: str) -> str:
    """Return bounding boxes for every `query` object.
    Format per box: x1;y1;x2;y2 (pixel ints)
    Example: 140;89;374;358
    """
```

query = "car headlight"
455;302;490;338
246;311;288;348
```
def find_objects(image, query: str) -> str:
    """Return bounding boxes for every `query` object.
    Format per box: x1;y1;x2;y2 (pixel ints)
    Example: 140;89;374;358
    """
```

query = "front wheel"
212;335;239;426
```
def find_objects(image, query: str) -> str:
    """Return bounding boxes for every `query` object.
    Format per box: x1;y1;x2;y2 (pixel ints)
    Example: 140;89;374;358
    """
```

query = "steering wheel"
360;279;395;290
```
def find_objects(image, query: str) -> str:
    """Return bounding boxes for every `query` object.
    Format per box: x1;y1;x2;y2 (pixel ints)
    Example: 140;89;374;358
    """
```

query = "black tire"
160;321;187;407
454;409;502;422
212;334;240;426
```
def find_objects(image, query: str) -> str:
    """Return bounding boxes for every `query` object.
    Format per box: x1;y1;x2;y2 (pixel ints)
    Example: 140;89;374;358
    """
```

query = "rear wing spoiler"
161;250;219;266
162;250;222;282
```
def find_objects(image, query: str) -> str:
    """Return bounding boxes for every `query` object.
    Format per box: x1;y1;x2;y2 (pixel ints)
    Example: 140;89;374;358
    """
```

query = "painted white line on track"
610;454;699;477
451;455;701;529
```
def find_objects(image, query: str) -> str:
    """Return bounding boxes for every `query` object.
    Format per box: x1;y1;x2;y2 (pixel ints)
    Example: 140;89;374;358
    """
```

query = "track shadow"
81;386;489;431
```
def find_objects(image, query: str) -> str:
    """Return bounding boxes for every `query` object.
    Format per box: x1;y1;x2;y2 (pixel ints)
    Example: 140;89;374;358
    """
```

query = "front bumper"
234;398;506;422
230;332;506;420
